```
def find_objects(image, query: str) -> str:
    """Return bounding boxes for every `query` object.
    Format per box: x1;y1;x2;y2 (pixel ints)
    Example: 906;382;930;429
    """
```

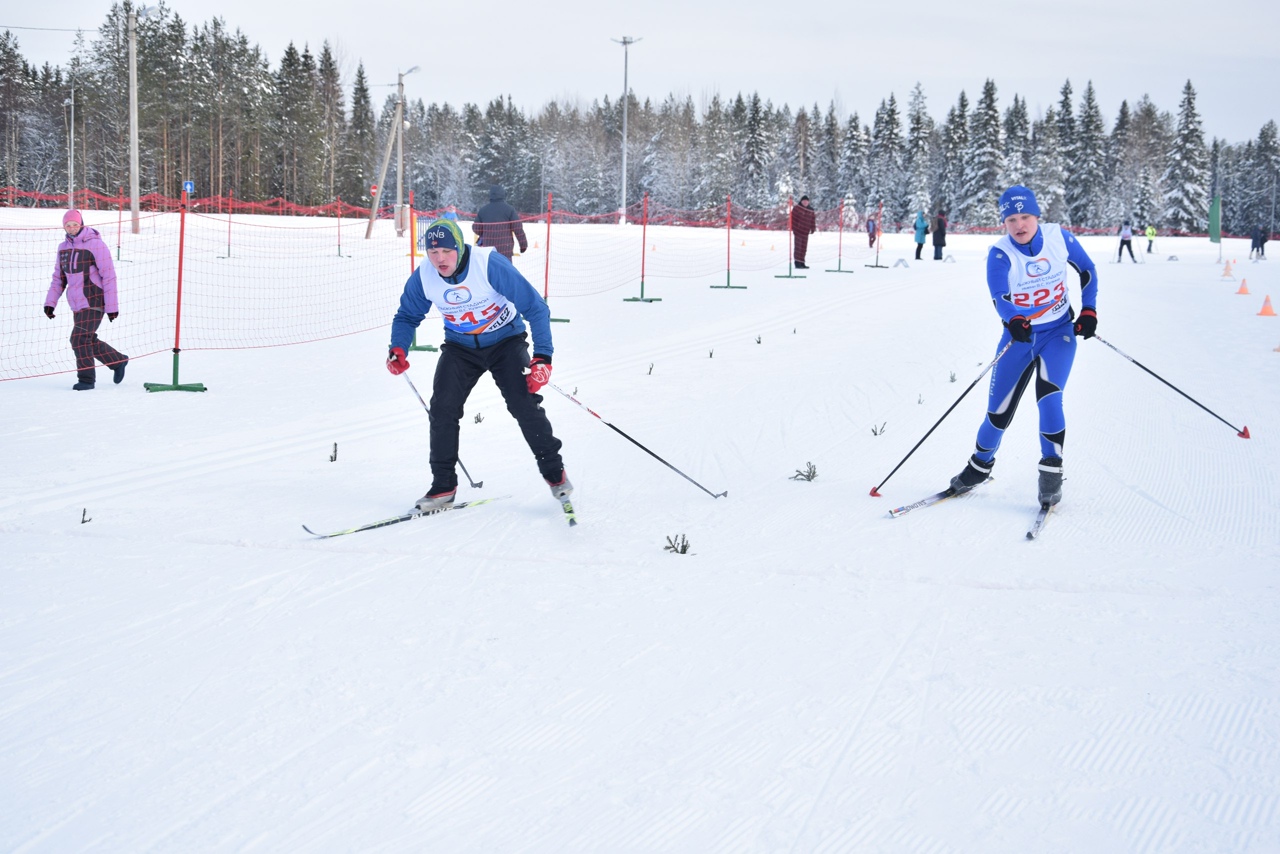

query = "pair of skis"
888;480;1054;539
303;495;576;539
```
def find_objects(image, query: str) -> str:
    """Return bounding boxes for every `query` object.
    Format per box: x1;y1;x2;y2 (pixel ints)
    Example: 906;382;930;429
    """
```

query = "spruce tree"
960;79;1003;226
905;83;933;218
1162;80;1209;232
939;91;968;217
339;63;375;205
1068;81;1107;226
1002;94;1031;188
1030;106;1067;222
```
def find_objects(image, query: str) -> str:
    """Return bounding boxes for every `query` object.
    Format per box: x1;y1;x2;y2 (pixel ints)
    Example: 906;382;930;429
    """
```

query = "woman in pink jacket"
44;210;128;390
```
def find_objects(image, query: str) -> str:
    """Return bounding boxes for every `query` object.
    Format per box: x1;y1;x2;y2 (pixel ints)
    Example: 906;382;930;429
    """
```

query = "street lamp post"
64;84;74;205
366;65;419;239
128;4;156;234
611;36;640;223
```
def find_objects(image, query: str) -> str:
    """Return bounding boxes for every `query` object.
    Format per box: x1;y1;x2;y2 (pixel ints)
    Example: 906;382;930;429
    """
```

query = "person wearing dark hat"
932;210;947;260
1117;220;1137;263
948;185;1099;508
386;217;570;512
471;185;528;260
790;195;817;268
44;209;128;390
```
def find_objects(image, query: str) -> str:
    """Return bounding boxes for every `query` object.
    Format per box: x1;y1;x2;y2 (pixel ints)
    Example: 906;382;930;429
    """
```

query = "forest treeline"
2;4;1277;232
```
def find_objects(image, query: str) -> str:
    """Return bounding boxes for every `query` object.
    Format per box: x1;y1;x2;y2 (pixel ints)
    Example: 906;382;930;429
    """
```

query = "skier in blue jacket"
949;185;1099;507
386;218;570;511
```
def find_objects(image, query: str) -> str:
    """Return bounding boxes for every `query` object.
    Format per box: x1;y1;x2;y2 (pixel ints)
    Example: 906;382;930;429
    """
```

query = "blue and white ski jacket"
390;246;553;356
986;224;1098;327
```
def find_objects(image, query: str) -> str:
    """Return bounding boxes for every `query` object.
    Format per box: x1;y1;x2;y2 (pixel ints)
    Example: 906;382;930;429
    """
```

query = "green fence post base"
144;350;207;393
711;271;747;290
775;261;807;280
407;332;438;353
825;258;856;273
623;278;662;303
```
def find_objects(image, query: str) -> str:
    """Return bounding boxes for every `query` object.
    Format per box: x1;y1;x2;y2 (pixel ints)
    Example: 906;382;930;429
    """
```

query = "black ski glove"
1006;315;1032;343
108;312;118;322
44;305;55;319
1074;308;1097;339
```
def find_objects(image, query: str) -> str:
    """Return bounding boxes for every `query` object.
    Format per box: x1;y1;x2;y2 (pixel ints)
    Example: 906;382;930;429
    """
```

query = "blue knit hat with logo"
998;185;1041;221
423;218;464;252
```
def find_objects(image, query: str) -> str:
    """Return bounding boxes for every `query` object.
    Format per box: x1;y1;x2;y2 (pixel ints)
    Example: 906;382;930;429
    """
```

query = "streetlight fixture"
366;65;419;239
611;36;640;223
128;4;157;234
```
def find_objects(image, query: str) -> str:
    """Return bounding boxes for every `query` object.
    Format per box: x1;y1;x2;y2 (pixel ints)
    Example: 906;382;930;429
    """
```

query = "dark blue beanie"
998;185;1041;220
423;219;464;252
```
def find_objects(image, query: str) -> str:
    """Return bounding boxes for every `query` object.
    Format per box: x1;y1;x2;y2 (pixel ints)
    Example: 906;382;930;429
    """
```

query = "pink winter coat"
46;226;118;314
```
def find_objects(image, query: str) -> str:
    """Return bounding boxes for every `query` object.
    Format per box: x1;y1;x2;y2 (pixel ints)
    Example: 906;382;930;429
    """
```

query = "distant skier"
949;185;1099;507
1144;223;1157;253
913;210;929;261
386;218;570;511
932;210;947;260
44;209;128;390
791;195;817;268
1250;224;1268;260
471;185;528;260
1117;220;1137;262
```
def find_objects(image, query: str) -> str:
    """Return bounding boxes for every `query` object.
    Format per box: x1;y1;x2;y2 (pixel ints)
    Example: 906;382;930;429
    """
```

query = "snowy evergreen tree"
959;80;1003;226
1029;106;1067;222
1068;81;1107;227
869;94;905;223
1162;80;1210;232
1055;81;1076;225
1002;94;1031;188
938;91;968;217
837;113;867;216
904;83;933;218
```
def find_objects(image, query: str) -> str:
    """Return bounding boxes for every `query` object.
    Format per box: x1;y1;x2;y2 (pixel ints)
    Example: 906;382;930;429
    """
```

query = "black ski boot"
1037;456;1064;506
949;454;994;494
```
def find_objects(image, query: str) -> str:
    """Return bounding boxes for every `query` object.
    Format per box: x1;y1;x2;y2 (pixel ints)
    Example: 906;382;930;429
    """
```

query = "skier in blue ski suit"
386;218;570;512
949;185;1099;506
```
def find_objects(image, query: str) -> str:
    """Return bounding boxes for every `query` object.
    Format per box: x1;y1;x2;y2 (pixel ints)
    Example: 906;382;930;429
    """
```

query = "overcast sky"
7;0;1277;143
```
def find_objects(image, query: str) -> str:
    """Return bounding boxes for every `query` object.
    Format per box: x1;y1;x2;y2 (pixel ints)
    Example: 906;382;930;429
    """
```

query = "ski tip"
869;487;882;497
1025;530;1035;540
1239;426;1250;439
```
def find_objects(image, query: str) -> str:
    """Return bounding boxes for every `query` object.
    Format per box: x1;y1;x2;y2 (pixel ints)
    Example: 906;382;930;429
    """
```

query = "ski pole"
1093;335;1250;438
402;373;485;488
870;341;1012;497
548;382;727;499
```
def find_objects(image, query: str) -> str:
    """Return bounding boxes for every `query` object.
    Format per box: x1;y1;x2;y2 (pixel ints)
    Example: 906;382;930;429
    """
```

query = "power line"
1;25;87;32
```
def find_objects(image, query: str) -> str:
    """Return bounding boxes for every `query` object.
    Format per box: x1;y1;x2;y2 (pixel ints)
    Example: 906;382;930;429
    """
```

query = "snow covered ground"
3;219;1279;852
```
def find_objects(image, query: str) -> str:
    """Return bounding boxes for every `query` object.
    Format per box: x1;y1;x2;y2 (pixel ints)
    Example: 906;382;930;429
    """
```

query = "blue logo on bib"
1025;257;1052;277
443;287;471;305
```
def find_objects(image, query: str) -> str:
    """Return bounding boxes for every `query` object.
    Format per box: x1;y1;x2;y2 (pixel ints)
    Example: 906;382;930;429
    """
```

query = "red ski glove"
526;355;552;394
386;346;410;375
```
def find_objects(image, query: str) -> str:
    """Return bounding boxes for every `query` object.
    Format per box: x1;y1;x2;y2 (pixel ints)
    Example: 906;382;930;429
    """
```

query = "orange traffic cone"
1260;296;1277;317
532;240;539;249
1222;260;1235;279
1237;279;1250;295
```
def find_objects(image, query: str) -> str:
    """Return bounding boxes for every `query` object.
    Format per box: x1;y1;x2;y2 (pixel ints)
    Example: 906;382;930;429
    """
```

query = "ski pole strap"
1092;336;1249;438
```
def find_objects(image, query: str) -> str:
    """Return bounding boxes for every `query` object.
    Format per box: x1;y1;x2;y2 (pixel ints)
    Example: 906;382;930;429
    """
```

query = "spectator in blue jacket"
913;211;929;260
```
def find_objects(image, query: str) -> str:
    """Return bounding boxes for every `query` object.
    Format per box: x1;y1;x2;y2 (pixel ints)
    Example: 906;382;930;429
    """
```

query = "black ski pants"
428;333;564;490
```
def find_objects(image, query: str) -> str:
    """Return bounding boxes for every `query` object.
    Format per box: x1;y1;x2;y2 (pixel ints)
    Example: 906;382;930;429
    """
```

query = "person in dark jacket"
471;185;528;260
867;213;879;248
44;209;128;390
932;211;948;260
1251;224;1268;260
791;195;817;268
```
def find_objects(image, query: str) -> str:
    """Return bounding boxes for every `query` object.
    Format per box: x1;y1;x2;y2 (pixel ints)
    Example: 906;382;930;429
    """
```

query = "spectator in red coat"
791;195;817;269
471;185;528;260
